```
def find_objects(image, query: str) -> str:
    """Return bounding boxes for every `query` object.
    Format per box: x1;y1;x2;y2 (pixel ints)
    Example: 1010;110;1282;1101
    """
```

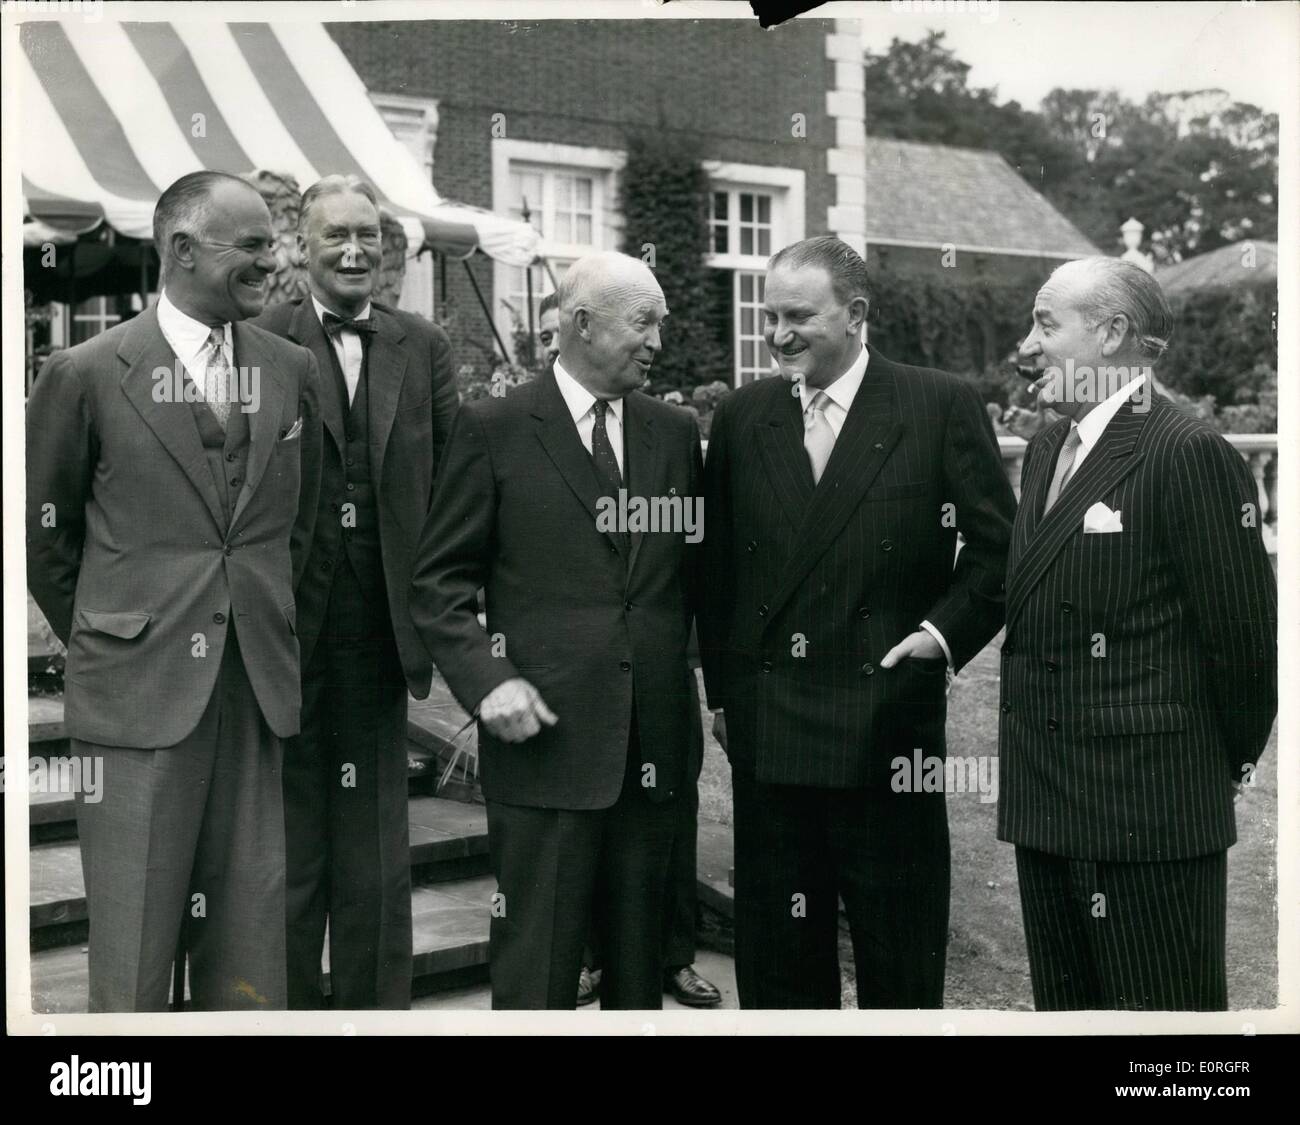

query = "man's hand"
879;629;945;669
711;710;727;753
477;678;558;743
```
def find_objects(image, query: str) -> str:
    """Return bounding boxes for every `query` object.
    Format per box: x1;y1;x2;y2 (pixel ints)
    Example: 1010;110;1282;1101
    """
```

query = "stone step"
23;692;480;842
29;875;497;1014
29;796;489;943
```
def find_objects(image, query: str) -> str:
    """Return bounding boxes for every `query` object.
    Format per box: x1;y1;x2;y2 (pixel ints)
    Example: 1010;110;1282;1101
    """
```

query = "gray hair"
1057;257;1174;360
298;174;379;233
152;170;253;258
768;235;869;307
555;251;657;323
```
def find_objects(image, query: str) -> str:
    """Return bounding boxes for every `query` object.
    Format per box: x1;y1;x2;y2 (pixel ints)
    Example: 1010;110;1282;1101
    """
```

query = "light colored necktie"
804;390;836;485
203;327;232;429
1043;425;1082;514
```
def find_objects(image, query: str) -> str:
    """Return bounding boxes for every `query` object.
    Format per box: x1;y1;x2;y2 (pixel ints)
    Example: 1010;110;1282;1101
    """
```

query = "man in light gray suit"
26;170;322;1011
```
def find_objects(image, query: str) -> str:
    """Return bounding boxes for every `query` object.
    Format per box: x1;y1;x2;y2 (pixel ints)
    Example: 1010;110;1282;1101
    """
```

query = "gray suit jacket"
26;305;322;747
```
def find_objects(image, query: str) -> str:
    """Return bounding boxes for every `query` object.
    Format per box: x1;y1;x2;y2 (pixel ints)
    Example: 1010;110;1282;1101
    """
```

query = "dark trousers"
485;725;679;1009
283;563;412;1009
732;771;949;1009
74;627;286;1012
1015;846;1228;1011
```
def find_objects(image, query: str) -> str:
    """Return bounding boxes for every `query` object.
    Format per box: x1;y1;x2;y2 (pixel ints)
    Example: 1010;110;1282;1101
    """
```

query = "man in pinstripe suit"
999;257;1277;1011
700;237;1017;1008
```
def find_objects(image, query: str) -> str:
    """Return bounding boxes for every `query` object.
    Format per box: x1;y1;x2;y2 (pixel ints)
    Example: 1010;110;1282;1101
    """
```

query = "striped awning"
19;19;541;266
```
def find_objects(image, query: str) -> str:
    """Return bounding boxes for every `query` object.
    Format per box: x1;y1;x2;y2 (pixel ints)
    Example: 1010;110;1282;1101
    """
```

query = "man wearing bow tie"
1000;257;1277;1010
699;237;1016;1008
27;171;323;1010
253;175;459;1009
409;251;701;1008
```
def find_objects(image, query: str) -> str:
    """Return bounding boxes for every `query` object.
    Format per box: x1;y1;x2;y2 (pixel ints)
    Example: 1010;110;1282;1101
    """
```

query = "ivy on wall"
618;131;729;392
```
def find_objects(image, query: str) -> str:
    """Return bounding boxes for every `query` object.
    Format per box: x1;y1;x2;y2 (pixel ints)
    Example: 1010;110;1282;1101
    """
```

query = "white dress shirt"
1070;371;1148;475
157;290;231;400
313;295;372;406
553;358;625;477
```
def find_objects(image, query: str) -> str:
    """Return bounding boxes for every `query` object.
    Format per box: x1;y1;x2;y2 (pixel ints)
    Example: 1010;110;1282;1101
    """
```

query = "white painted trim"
866;236;1095;261
490;139;627;359
701;161;806;249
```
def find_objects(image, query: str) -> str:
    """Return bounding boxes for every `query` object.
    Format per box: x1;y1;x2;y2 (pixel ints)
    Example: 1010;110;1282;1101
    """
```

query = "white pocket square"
1083;501;1123;533
279;417;303;441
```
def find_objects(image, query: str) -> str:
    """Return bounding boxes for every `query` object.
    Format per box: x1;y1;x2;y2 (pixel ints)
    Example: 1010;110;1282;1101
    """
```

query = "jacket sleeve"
26;350;96;645
922;376;1018;671
408;404;516;715
698;394;735;712
1162;428;1278;778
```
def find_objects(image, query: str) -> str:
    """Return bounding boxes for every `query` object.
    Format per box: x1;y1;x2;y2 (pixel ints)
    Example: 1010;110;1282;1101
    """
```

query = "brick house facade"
330;17;863;387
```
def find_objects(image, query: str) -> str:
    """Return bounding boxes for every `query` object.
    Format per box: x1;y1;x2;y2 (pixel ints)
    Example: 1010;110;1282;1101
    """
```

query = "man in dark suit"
252;174;459;1010
999;257;1277;1010
26;171;322;1011
410;251;702;1009
700;236;1016;1009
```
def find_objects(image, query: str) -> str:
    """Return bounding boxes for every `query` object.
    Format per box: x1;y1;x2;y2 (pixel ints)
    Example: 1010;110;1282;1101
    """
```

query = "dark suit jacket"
699;345;1017;787
26;304;322;747
409;368;703;810
997;393;1277;861
251;297;459;697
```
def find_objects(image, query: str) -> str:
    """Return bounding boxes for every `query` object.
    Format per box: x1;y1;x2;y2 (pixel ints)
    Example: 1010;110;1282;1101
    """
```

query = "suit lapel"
287;299;346;453
624;391;660;582
229;320;288;530
532;369;630;562
1008;418;1069;576
118;307;226;532
1005;401;1149;630
755;382;813;532
767;355;902;619
366;306;410;490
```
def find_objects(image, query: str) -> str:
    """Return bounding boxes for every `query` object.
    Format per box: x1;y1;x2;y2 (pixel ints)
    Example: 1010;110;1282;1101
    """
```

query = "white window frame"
491;139;626;359
702;162;805;385
371;92;441;320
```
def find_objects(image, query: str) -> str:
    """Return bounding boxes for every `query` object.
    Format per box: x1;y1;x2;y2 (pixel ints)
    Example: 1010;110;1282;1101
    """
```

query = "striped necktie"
203;327;233;429
804;390;836;485
1043;425;1083;515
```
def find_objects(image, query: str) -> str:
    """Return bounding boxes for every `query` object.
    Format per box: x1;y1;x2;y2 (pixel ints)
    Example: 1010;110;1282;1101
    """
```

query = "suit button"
1047;718;1059;732
747;541;757;553
861;663;874;676
346;457;354;467
619;660;631;672
225;452;236;462
1001;702;1012;713
345;430;354;442
873;442;884;451
881;539;894;551
321;560;332;571
223;546;233;556
346;482;356;492
859;607;870;619
761;661;773;673
1003;643;1015;656
229;477;240;488
213;612;226;624
1045;660;1058;673
1060;601;1073;614
609;543;618;554
624;601;633;612
758;603;768;617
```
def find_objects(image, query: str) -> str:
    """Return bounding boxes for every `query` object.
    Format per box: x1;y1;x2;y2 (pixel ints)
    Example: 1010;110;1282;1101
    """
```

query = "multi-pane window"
70;296;121;345
735;272;776;385
710;189;774;258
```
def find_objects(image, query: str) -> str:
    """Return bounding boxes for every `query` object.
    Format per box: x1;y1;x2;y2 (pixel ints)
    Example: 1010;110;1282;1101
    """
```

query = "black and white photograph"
4;0;1295;1057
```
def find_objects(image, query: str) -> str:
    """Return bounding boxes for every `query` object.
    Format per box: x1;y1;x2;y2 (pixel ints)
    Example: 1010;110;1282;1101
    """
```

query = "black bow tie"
322;311;375;337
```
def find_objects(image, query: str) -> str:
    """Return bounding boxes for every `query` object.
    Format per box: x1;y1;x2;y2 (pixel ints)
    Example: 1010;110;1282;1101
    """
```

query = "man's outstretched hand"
478;678;558;743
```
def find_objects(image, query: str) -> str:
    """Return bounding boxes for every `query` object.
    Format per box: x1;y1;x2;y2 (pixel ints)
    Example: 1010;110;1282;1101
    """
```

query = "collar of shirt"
157;289;231;371
1074;371;1148;461
798;345;869;435
553;358;625;428
312;295;373;335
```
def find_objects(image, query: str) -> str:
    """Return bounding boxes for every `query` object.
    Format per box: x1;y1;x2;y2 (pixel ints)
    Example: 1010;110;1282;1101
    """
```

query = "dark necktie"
322;311;376;337
591;398;623;492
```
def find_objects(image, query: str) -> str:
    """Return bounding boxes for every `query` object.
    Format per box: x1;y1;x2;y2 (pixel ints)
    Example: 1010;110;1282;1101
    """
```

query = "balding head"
1041;257;1173;362
555;251;668;398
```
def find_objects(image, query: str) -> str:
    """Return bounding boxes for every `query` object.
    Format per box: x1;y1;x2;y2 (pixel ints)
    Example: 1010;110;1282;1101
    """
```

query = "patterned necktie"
1043;425;1083;515
591;399;623;491
322;311;376;337
203;327;232;429
804;390;836;485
